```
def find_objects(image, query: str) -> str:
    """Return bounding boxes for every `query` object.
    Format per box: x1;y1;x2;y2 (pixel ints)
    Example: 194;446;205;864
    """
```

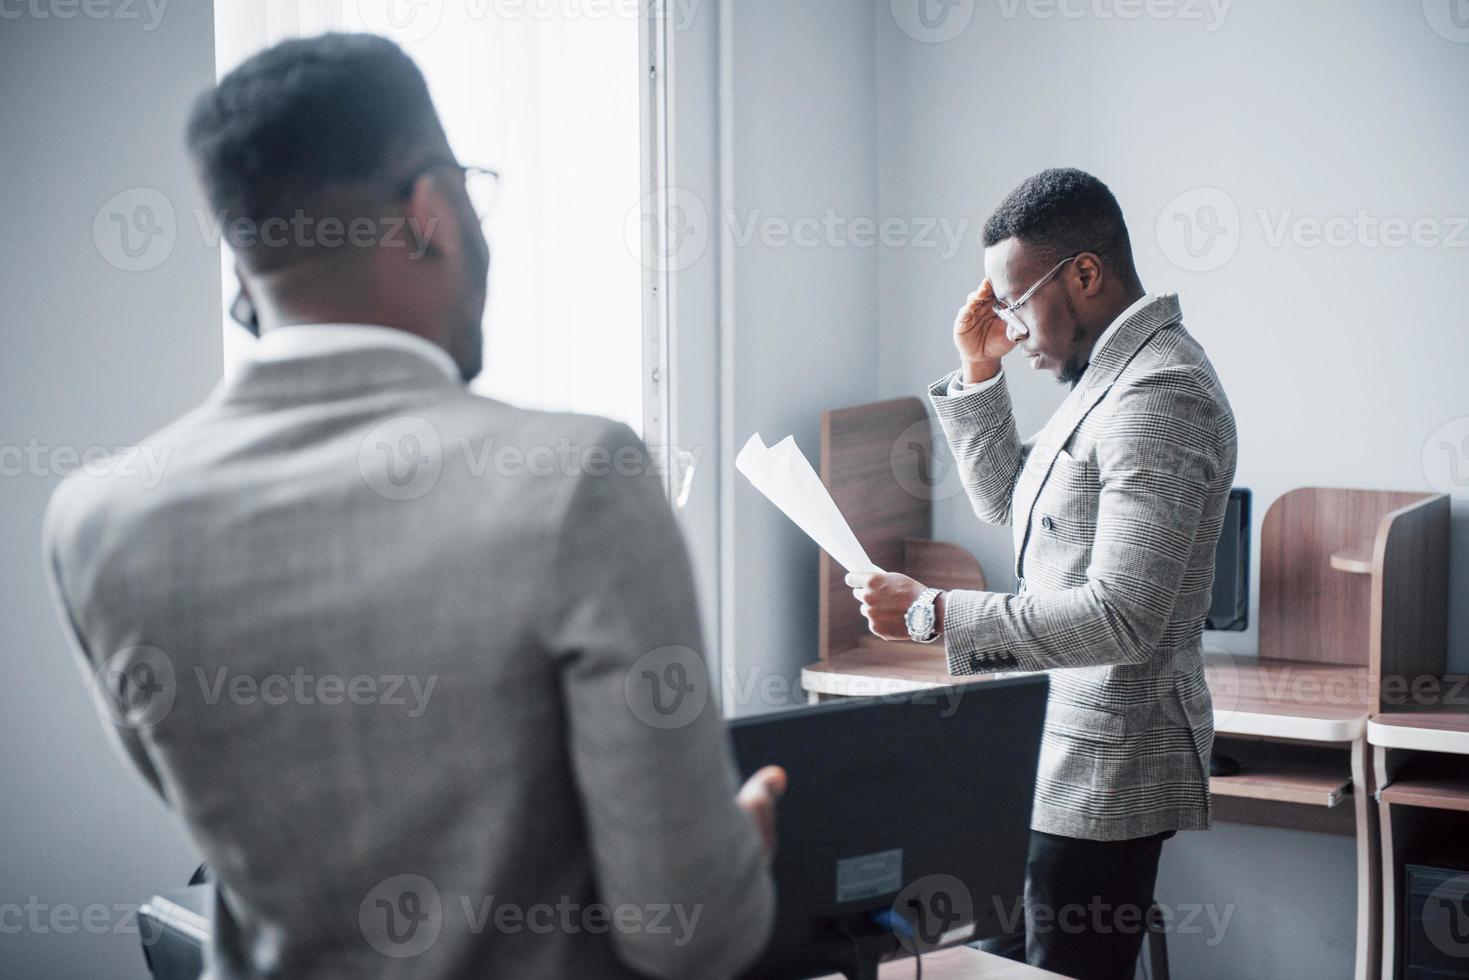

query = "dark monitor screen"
1206;488;1251;632
727;674;1049;980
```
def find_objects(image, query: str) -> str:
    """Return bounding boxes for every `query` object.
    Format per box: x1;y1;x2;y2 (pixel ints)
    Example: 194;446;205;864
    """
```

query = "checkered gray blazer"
930;295;1236;842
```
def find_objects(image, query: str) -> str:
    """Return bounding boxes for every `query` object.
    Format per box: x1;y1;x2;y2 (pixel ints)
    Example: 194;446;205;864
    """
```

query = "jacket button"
1041;516;1054;531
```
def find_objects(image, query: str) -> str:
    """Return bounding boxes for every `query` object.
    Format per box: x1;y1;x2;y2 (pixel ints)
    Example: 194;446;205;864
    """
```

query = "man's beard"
1057;295;1090;388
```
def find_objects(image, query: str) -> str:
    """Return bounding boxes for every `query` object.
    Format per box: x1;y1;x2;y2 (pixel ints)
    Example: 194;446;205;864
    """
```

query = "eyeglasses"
402;158;501;225
993;255;1077;337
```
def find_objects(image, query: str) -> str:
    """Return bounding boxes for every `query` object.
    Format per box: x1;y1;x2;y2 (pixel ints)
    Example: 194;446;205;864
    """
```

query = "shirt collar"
253;323;461;382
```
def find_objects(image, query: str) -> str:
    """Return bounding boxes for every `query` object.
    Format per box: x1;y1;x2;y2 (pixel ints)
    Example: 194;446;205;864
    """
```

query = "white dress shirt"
253;323;461;382
946;292;1159;397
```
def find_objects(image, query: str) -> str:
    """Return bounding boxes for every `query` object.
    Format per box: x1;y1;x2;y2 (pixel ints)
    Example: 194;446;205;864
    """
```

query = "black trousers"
976;828;1173;980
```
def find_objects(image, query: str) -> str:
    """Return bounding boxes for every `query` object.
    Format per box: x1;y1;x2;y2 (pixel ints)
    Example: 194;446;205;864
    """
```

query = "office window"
214;0;648;435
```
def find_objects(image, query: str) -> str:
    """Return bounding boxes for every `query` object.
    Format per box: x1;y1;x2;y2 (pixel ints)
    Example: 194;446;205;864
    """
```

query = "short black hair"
185;33;443;266
982;168;1137;283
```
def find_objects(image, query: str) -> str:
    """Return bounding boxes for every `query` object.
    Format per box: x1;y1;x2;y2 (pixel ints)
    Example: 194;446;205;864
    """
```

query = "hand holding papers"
735;433;882;575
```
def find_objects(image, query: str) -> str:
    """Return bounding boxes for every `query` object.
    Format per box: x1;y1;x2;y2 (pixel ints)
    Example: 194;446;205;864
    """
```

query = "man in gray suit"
850;169;1236;979
44;34;781;979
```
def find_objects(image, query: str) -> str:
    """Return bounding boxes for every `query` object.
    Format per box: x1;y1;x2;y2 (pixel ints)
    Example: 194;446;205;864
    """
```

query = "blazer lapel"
1011;294;1184;582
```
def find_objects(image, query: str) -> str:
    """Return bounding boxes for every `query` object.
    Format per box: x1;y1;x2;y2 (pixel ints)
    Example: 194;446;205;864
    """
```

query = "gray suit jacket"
44;343;772;978
929;295;1237;842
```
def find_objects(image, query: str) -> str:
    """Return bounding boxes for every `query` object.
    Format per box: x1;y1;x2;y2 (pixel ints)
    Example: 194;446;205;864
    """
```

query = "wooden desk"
1368;699;1469;979
813;946;1069;979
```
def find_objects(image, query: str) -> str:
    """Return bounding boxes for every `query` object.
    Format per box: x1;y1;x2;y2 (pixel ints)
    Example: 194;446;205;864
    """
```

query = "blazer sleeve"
538;420;774;980
942;367;1227;674
928;371;1031;527
42;478;169;801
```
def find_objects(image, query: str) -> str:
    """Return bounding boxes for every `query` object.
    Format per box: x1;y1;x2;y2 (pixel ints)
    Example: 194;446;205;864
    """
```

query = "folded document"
735;433;882;574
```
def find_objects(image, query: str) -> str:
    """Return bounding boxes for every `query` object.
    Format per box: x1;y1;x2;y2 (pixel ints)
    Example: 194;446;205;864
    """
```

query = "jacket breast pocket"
1034;450;1099;548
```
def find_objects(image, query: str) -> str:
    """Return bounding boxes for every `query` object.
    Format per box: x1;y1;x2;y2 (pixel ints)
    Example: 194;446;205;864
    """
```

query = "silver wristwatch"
904;588;943;644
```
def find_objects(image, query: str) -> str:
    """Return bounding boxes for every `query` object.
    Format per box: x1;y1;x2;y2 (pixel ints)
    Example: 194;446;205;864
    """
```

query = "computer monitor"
727;674;1049;980
1205;487;1251;632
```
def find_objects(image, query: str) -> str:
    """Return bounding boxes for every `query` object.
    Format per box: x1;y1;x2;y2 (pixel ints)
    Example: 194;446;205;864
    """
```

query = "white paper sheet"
735;433;882;574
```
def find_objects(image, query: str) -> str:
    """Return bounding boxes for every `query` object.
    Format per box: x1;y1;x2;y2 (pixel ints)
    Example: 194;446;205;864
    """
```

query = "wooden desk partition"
1260;487;1448;684
813;397;985;686
1227;486;1448;980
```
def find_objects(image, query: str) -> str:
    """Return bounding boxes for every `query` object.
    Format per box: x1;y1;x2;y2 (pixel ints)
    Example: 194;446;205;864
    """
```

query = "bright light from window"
214;0;646;434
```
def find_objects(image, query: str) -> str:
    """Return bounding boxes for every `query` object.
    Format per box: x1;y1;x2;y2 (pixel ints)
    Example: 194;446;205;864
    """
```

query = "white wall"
721;0;883;711
872;3;1468;977
0;7;219;979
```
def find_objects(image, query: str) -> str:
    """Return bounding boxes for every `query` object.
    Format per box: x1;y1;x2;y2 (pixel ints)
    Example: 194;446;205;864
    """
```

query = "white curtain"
213;0;645;433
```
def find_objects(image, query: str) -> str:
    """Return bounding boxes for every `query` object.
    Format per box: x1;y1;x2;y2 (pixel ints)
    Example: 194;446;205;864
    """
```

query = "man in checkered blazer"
849;168;1237;979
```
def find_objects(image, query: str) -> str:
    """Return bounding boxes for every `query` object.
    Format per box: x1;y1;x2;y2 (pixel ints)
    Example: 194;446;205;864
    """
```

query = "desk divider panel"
1259;487;1430;667
819;397;931;663
1373;494;1450;712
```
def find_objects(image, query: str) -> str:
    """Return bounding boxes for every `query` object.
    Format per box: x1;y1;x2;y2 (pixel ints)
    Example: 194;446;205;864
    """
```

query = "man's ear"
1073;252;1104;296
402;171;464;264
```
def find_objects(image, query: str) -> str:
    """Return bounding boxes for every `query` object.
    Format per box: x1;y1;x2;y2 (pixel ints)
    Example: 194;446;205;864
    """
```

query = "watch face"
906;602;935;637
